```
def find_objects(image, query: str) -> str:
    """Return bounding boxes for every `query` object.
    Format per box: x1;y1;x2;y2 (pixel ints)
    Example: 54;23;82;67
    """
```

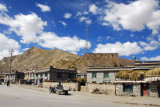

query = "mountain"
0;47;135;73
119;58;135;67
0;47;80;73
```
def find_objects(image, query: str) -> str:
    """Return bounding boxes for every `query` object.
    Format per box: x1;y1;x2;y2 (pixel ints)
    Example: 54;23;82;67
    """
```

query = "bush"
76;78;86;83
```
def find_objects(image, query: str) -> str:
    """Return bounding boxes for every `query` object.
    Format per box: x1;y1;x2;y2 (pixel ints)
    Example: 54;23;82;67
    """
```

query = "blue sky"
0;0;160;61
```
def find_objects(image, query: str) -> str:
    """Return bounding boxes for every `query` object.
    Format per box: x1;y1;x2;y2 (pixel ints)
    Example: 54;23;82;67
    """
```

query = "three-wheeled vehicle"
49;82;69;95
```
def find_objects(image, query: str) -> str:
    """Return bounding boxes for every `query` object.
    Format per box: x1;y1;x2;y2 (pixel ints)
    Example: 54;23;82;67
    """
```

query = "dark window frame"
92;73;96;78
123;83;133;93
57;73;62;78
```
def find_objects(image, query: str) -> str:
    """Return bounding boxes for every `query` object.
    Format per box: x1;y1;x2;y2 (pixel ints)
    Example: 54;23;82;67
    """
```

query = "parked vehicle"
49;82;69;95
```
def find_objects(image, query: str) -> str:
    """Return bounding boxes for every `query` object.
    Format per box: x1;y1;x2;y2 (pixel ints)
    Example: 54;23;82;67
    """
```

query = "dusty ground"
0;84;160;107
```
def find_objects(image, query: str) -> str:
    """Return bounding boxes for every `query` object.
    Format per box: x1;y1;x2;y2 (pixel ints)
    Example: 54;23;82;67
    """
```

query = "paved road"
0;85;154;107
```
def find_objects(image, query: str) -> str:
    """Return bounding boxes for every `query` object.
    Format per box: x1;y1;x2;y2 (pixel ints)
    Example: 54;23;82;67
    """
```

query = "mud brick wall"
115;83;123;95
86;83;115;94
43;82;78;91
133;83;141;96
149;83;158;97
86;53;120;67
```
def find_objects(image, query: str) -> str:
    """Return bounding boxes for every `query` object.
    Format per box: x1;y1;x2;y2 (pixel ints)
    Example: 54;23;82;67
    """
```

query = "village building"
76;73;87;78
115;67;160;98
134;60;160;68
4;71;24;83
0;72;4;83
86;58;160;84
87;67;132;83
24;66;77;84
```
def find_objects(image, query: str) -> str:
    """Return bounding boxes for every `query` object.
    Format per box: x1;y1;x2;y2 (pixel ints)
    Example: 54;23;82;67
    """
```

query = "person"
7;80;10;87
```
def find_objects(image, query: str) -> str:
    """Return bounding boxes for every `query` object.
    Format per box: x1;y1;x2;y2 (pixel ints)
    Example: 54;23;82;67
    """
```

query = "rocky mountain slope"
0;47;80;73
0;47;135;73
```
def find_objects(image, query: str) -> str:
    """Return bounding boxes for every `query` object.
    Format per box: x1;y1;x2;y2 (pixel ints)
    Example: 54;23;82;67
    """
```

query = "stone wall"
42;82;78;91
115;83;123;95
86;83;115;94
76;53;120;73
115;83;141;96
149;83;158;97
133;83;141;96
86;53;120;67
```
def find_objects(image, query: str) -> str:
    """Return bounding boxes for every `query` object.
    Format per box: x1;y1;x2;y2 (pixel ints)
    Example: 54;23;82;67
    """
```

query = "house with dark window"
87;66;132;83
24;66;77;84
4;71;24;83
115;67;160;98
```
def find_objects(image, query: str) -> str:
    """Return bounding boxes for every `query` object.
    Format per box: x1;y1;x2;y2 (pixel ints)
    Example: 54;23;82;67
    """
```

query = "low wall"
42;82;78;91
86;83;115;94
149;83;158;97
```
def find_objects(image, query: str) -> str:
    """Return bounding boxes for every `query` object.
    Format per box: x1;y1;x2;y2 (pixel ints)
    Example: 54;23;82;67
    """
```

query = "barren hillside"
0;47;135;73
0;47;80;73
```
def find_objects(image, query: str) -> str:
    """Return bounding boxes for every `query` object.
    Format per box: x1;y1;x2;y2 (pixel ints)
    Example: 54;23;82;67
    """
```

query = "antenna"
85;25;89;54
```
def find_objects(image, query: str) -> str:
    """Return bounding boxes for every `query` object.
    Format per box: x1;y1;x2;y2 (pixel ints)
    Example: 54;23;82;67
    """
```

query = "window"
33;73;35;77
77;75;81;78
68;74;72;78
57;73;62;78
123;83;133;93
45;73;47;77
92;73;96;78
40;73;43;77
104;73;109;78
17;74;20;78
84;75;87;78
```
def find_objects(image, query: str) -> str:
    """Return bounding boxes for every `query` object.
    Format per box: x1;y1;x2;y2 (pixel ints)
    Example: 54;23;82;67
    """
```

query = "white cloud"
106;36;113;40
103;0;160;34
22;48;30;51
93;41;143;56
76;11;82;16
79;16;92;24
64;13;72;19
0;3;7;12
141;56;160;61
0;33;20;60
102;22;109;26
79;16;88;22
83;11;89;15
89;4;98;15
76;11;88;16
140;40;160;51
86;20;92;24
37;4;51;12
59;21;67;26
38;32;91;53
0;12;47;44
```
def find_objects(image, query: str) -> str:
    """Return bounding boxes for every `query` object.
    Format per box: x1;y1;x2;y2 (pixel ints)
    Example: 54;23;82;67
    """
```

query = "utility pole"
85;25;89;54
9;49;14;87
84;25;89;66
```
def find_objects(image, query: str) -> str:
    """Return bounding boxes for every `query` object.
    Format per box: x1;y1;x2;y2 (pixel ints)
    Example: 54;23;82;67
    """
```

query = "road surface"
0;85;153;107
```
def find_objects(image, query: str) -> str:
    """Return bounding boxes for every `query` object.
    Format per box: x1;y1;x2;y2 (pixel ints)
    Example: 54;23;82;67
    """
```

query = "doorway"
141;83;149;96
